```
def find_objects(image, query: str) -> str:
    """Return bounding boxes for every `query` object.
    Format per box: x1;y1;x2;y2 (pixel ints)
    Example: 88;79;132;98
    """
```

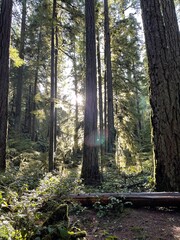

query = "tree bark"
31;29;41;141
0;0;13;171
24;85;32;134
72;42;79;154
140;0;180;191
97;30;104;158
49;0;56;171
15;0;26;133
69;192;180;207
104;0;115;153
54;12;58;152
81;0;101;185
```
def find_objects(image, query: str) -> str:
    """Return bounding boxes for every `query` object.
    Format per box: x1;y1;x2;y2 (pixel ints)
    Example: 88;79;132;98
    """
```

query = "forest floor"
2;147;180;240
70;206;180;240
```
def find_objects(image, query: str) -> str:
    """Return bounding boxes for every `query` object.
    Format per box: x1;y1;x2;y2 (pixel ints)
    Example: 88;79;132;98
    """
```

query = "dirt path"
70;208;180;239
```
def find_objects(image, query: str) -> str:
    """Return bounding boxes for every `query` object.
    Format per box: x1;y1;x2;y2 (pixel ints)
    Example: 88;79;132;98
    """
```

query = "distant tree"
0;0;13;171
24;0;52;142
97;29;104;157
81;0;101;185
54;13;58;151
31;29;41;141
111;6;151;167
141;0;180;191
14;0;27;133
72;41;79;154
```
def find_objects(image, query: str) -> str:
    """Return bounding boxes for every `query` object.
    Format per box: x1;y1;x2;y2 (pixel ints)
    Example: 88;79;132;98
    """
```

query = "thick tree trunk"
69;192;180;207
140;0;180;191
15;0;26;133
0;0;13;171
104;0;115;153
81;0;101;185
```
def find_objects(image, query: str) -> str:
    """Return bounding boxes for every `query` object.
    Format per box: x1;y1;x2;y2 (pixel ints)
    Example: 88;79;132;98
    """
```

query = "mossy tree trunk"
140;0;180;191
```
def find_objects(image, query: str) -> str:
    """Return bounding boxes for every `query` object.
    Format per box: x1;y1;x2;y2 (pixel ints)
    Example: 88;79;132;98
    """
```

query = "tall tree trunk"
31;29;41;141
54;17;58;152
0;0;13;171
104;70;108;152
97;30;104;159
140;0;180;191
104;0;115;153
81;0;101;185
69;25;79;154
49;0;56;172
24;85;32;134
15;0;26;133
73;46;79;154
132;64;142;145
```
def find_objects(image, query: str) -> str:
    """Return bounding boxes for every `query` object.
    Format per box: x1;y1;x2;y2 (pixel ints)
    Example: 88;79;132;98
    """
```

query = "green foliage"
8;138;35;153
93;197;124;218
69;202;87;215
31;109;46;121
0;162;85;239
10;46;24;67
4;0;156;238
0;138;153;239
33;224;86;240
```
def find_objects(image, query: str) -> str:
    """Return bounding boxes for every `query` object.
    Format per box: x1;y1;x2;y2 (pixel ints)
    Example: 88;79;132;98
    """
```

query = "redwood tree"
81;0;101;185
0;0;13;171
104;0;115;153
140;0;180;191
49;0;56;171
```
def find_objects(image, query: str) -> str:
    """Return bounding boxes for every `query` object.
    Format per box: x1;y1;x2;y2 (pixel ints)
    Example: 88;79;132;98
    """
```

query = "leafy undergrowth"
0;147;154;239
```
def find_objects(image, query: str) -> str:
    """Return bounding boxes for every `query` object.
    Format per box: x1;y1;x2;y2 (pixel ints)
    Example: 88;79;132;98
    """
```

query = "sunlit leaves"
31;109;46;121
10;46;24;67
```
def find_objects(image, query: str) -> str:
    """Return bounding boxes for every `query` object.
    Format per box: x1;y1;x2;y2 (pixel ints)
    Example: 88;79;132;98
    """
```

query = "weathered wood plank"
68;192;180;207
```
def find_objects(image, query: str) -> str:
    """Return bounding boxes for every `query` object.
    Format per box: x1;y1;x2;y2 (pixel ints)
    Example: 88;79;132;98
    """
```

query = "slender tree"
97;30;104;158
104;0;115;153
72;42;79;154
24;85;32;134
140;0;180;191
54;15;58;151
0;0;13;171
81;0;101;185
15;0;27;133
31;29;41;141
49;0;56;171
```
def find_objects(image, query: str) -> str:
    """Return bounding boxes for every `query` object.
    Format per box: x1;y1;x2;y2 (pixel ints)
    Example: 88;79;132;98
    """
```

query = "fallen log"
68;192;180;208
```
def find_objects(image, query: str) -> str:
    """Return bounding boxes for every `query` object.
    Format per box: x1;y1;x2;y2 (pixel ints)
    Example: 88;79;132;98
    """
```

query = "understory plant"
93;197;124;218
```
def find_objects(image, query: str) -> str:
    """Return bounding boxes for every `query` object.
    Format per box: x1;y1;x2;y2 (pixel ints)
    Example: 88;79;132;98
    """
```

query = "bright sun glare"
70;94;84;106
